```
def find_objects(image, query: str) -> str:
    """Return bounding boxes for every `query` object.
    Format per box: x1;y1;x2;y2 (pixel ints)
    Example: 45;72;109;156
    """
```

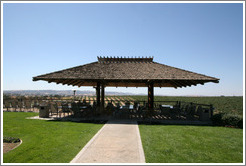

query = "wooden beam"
197;80;205;85
169;80;183;88
101;84;105;112
148;82;154;110
61;79;73;85
64;80;76;85
46;79;59;84
179;80;192;87
175;80;190;87
55;79;64;84
67;80;81;86
96;82;101;109
71;81;83;86
186;80;198;86
77;81;85;87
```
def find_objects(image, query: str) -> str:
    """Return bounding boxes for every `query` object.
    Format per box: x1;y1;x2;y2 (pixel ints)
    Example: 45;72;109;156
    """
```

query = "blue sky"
3;3;244;96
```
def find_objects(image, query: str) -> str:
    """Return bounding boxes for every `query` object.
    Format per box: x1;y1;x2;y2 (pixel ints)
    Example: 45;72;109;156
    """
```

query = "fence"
3;98;214;121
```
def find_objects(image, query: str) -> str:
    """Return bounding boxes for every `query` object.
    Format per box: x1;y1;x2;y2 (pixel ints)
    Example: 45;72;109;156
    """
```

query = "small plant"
3;136;20;143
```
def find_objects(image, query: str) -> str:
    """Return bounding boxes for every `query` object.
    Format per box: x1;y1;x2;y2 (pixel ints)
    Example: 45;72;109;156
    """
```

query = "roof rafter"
174;80;189;87
61;79;74;85
77;81;85;87
182;80;194;87
67;80;82;86
169;80;183;88
55;79;67;84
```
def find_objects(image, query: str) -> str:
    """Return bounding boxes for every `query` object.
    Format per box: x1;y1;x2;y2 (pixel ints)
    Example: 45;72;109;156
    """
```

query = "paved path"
70;120;145;163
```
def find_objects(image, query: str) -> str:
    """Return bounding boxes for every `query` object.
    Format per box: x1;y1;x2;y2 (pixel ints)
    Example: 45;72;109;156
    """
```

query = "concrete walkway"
70;120;145;163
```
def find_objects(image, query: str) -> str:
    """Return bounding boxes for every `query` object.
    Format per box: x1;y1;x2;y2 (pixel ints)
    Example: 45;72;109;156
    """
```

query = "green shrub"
211;113;224;126
222;114;243;129
237;118;243;129
3;136;20;143
212;113;243;129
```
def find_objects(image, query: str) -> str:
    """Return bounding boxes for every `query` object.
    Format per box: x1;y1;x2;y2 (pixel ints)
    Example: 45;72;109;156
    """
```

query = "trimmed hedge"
211;113;243;129
3;137;20;143
211;113;224;126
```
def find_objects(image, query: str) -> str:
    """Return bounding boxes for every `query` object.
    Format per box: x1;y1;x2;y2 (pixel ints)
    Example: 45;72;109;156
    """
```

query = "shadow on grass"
44;114;215;126
137;120;213;126
45;118;108;124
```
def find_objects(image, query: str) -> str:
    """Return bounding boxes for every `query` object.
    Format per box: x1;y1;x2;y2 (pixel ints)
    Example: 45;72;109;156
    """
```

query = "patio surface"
70;120;145;163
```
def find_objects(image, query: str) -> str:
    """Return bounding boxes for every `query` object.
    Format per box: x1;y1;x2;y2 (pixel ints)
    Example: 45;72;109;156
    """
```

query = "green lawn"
3;112;103;163
139;124;243;163
3;112;244;163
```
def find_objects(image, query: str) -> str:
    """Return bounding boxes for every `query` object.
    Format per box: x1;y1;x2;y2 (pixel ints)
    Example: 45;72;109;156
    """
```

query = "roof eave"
32;77;219;89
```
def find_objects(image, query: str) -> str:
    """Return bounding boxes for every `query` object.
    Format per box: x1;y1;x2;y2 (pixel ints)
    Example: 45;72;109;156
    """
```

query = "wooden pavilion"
33;57;219;112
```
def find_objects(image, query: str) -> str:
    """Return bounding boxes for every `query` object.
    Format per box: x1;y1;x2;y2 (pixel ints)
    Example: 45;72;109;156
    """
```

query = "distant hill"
3;90;139;96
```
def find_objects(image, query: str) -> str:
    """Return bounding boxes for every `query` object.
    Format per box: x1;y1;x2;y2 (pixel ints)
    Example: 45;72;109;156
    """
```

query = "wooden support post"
148;82;154;110
96;82;101;110
101;84;105;113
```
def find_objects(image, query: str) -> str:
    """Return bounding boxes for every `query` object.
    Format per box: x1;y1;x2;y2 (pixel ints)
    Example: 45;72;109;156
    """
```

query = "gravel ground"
3;142;21;153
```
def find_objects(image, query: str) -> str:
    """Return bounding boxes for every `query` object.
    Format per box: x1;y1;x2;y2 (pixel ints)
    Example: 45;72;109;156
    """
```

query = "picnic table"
120;105;134;110
160;105;173;109
159;105;173;116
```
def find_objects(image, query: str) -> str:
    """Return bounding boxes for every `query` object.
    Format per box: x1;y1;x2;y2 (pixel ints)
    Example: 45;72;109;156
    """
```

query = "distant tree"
3;94;11;100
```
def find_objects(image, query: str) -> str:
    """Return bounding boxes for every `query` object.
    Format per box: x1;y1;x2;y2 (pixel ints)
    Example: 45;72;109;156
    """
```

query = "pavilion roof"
33;57;219;88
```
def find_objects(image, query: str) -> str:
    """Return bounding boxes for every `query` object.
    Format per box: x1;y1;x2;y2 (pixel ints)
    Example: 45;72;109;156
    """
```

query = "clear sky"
2;2;244;96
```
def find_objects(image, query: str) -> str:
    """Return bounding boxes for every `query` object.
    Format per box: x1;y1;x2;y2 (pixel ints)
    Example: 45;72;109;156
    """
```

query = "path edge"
136;123;146;163
70;122;107;163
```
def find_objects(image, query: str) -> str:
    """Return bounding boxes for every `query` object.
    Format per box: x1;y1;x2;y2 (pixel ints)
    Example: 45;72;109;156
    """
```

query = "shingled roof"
33;57;219;88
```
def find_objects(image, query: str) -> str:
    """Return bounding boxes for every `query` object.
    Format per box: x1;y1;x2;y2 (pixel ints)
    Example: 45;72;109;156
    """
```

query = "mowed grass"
3;112;103;163
139;125;243;163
